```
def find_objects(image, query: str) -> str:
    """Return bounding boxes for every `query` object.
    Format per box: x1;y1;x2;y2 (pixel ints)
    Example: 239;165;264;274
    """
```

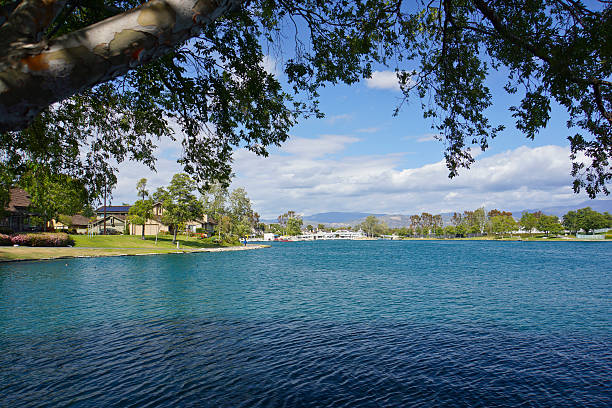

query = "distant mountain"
513;200;612;217
302;212;384;224
262;200;612;227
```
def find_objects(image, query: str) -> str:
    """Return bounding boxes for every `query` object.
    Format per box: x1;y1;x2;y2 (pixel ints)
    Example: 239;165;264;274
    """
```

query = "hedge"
0;233;11;246
2;233;75;247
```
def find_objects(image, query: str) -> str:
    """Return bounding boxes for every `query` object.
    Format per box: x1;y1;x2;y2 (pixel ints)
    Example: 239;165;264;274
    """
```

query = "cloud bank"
111;131;589;219
230;136;586;218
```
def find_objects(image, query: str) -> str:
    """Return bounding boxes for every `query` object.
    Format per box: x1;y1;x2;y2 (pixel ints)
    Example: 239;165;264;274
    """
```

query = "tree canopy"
0;0;610;202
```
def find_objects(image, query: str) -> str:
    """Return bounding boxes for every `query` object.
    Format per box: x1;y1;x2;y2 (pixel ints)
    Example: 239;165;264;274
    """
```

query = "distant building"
0;187;36;232
52;214;91;234
89;215;128;235
91;202;215;236
95;205;131;219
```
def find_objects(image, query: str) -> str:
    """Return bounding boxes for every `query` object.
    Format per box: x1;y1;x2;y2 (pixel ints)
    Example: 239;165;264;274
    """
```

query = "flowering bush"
10;234;32;246
0;233;11;246
10;233;74;247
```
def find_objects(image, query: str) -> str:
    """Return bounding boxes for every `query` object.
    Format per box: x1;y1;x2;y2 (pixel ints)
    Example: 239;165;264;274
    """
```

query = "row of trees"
280;207;612;238
127;174;259;243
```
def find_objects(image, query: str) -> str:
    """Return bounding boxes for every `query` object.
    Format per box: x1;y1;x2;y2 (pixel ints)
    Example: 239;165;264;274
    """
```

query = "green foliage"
156;173;204;242
490;215;517;237
360;215;380;237
520;212;539;233
574;207;610;234
57;214;73;228
536;215;562;236
1;0;609;203
128;198;154;238
19;165;89;228
286;217;303;236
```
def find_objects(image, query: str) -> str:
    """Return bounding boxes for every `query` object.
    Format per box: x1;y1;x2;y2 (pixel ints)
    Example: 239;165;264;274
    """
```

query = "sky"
110;51;603;219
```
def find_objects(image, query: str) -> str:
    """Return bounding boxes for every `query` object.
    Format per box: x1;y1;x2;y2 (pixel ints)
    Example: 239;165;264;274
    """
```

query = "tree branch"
0;1;20;28
593;83;612;125
0;0;245;132
0;0;67;48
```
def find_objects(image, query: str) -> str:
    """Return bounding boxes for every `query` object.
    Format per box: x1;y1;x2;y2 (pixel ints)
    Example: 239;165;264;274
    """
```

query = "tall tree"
19;165;89;230
536;214;562;236
562;210;580;235
136;178;149;202
156;173;203;242
128;198;154;239
519;212;539;234
490;215;517;238
286;217;303;236
201;182;229;237
576;207;609;234
362;215;380;237
229;187;254;237
0;0;609;204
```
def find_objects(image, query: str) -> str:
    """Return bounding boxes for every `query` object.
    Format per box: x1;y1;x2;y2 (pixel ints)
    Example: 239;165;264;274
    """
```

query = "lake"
1;240;610;407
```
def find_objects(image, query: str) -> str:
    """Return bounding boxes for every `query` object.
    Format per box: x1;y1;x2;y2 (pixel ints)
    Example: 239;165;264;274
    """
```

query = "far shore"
0;244;269;263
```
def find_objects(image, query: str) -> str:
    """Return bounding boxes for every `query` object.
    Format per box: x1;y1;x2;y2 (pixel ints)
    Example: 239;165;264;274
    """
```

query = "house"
0;187;36;232
89;214;128;235
129;202;216;236
92;202;216;236
52;214;91;234
95;205;131;219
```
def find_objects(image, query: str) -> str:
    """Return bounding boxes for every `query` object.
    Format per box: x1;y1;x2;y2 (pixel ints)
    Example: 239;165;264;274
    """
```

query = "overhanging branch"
0;0;245;132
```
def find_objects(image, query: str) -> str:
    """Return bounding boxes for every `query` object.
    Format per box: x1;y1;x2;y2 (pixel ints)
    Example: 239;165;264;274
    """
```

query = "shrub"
0;233;11;246
11;233;74;247
10;234;32;246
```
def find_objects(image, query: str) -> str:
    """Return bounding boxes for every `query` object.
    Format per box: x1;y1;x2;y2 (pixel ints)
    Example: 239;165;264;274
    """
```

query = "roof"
5;187;31;213
90;215;127;226
70;214;91;226
95;205;131;213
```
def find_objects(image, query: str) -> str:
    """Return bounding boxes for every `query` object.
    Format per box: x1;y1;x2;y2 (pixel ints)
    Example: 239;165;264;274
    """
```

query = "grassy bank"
71;234;221;249
0;234;258;262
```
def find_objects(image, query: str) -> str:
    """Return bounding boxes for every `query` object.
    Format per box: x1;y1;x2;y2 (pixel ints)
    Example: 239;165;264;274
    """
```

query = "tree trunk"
142;222;145;240
173;225;177;243
0;0;244;132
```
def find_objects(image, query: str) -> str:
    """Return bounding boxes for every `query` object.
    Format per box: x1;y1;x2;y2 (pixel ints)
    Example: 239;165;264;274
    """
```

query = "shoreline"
0;244;270;264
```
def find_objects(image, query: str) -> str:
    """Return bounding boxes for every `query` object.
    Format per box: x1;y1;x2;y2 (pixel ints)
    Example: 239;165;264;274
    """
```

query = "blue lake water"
1;240;611;407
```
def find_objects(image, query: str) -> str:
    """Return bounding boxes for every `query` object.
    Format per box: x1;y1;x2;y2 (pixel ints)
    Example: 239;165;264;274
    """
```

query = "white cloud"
261;55;281;77
416;133;438;143
110;127;591;220
356;127;381;133
326;113;353;124
231;143;589;218
280;134;359;158
365;70;415;91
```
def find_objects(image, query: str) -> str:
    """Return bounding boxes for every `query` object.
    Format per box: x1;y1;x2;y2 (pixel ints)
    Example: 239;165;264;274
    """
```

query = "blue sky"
111;54;601;219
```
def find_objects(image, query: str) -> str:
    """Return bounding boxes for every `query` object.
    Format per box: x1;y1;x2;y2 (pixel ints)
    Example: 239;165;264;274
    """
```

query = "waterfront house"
127;202;216;236
52;214;91;234
89;214;128;234
0;187;36;232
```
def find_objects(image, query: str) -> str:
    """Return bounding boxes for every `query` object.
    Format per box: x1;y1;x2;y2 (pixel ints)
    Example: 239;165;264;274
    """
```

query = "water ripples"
1;318;610;407
1;241;611;406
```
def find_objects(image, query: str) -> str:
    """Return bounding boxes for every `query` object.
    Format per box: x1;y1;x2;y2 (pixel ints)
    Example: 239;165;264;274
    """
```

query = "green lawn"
71;234;221;249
